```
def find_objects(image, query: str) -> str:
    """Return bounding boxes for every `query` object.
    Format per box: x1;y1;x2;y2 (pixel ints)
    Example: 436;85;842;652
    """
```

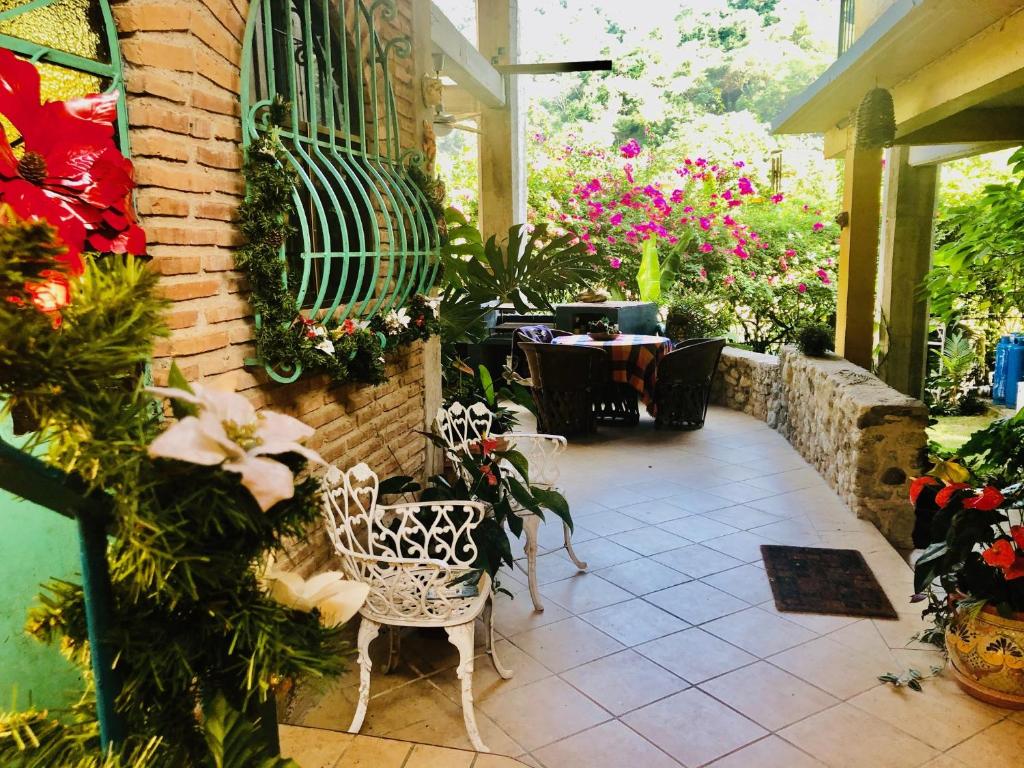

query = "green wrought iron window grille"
241;0;441;382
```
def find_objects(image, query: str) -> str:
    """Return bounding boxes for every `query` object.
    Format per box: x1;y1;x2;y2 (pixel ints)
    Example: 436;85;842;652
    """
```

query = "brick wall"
112;0;434;575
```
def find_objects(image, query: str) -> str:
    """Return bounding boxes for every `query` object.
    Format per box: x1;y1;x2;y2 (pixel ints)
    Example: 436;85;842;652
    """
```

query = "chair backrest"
511;325;570;376
434;401;495;464
672;336;718;351
519;342;608;391
658;337;727;386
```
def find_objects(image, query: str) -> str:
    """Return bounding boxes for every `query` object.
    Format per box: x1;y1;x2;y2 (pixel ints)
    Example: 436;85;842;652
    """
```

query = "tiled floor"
286;406;1024;768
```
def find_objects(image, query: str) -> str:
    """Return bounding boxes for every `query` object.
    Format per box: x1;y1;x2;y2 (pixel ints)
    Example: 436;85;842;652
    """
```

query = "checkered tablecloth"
553;334;671;409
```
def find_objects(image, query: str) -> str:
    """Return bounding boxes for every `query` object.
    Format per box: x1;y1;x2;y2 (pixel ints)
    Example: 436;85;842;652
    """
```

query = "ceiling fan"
428;54;612;136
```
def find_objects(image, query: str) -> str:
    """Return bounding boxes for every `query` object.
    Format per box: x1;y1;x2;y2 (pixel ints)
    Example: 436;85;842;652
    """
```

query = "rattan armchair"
653;337;727;430
518;341;608;436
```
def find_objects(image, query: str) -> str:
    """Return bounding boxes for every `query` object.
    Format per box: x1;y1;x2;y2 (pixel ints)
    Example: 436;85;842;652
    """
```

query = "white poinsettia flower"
395;307;411;327
262;556;368;627
426;297;440;318
315;338;335;355
147;384;326;511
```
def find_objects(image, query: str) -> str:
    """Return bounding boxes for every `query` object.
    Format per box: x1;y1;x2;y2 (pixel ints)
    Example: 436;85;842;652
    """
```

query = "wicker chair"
519;341;607;436
322;463;511;752
654;337;727;430
593;381;639;425
435;401;588;612
511;325;570;379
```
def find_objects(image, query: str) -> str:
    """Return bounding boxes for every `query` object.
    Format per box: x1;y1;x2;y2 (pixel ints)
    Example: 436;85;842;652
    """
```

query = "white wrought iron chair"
434;401;588;612
321;463;512;753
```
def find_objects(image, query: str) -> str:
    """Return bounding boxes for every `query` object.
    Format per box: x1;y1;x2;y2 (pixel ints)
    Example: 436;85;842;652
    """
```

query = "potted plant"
911;465;1024;708
587;318;620;341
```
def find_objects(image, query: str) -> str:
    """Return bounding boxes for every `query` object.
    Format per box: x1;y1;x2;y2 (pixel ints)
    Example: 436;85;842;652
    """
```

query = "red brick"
158;277;221;301
197;144;242;170
159;329;230;358
201;251;237;272
194;200;237;222
121;37;194;73
129;102;191;135
195;48;240;93
191;84;239;117
151;254;201;275
165;308;199;330
203;296;252;323
192;12;241;63
135;190;191;217
125;70;189;103
198;0;245;41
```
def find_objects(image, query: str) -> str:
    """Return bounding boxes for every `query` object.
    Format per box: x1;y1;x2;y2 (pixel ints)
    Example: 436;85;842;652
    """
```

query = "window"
242;0;440;323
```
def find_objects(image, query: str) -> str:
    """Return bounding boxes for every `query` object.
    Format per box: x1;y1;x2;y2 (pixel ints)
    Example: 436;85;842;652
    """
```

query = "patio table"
553;334;671;411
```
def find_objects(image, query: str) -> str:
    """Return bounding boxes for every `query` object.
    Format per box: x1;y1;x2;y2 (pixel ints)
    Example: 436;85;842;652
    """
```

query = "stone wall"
712;346;928;547
111;0;437;575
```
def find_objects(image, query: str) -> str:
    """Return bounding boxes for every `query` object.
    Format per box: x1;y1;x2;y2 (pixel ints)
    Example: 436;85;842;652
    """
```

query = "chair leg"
522;513;544;612
483;597;514;680
445;622;488;752
348;616;380;735
563;521;588;571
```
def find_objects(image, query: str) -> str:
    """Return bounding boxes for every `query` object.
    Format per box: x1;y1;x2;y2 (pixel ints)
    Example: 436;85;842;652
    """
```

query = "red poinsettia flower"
1012;525;1024;549
24;269;70;328
982;539;1017;569
909;475;940;505
962;486;1004;511
1005;557;1024;581
935;483;972;509
0;49;145;274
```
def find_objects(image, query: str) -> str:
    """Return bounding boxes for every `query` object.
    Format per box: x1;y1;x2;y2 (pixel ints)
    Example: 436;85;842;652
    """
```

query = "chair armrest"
504;432;567;451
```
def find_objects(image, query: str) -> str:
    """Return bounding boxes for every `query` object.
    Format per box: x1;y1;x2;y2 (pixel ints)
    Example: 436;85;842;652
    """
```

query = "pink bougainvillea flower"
732;245;749;259
609;212;623;226
909;475;940;505
797;283;807;293
813;222;825;231
609;257;622;269
936;483;972;509
147;384;325;511
620;138;642;159
962;486;1004;511
771;193;784;203
699;217;711;231
737;177;754;195
785;248;797;257
723;215;736;227
733;160;745;168
699;267;707;280
607;236;617;244
728;199;742;207
699;242;713;254
724;275;735;286
0;48;145;272
816;268;831;284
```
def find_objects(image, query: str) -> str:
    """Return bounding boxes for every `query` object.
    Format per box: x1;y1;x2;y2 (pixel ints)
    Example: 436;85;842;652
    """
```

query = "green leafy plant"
796;323;832;356
926;332;982;416
664;290;731;342
440;208;601;342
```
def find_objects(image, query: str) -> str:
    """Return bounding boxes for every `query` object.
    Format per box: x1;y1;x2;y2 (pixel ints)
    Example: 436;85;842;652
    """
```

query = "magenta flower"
699;217;712;231
813;222;824;231
737;178;754;195
724;275;736;286
723;215;736;227
620;138;642;159
624;164;635;184
683;205;694;213
728;199;742;208
609;257;622;269
699;242;714;253
771;193;784;203
610;212;623;226
733;245;749;259
699;267;708;280
785;248;796;257
733;160;745;168
607;236;617;244
816;268;831;284
797;283;807;293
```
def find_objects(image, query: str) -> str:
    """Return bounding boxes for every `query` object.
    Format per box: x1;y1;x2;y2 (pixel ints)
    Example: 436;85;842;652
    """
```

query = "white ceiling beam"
430;2;506;109
907;142;1020;166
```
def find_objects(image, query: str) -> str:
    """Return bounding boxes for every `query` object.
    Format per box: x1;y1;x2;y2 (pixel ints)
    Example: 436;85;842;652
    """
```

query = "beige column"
877;145;937;399
477;0;521;242
835;143;883;369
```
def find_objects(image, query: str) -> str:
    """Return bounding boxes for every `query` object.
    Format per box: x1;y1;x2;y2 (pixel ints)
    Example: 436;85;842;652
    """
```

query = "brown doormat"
760;545;898;619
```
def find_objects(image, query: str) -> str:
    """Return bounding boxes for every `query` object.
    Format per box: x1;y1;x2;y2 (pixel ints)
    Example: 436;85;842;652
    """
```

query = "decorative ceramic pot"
946;604;1024;709
587;332;620;341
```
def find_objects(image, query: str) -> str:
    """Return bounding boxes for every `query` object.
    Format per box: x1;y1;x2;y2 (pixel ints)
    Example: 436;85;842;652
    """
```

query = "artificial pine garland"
236;98;439;386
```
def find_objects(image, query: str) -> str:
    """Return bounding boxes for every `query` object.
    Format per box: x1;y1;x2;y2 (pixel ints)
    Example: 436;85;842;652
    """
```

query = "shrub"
797;323;833;356
664;291;731;342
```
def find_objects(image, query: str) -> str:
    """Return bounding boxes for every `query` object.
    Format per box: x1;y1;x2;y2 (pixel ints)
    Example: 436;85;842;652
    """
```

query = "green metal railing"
838;0;856;56
241;0;440;383
0;0;129;749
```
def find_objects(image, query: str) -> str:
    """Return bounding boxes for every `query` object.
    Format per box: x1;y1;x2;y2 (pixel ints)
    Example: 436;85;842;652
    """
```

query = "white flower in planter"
315;337;335;355
262;555;368;627
426;297;440;318
148;384;325;511
382;307;412;334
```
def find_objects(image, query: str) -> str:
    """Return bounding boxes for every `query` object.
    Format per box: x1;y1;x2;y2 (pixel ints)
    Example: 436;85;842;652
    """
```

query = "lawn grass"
927;413;1001;454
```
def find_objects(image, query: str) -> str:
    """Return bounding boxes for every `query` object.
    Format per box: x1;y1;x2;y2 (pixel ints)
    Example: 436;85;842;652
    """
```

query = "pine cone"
264;229;285;249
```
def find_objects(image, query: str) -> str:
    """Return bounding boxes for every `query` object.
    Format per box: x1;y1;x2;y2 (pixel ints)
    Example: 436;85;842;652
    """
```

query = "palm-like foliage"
928;332;978;414
440;209;601;341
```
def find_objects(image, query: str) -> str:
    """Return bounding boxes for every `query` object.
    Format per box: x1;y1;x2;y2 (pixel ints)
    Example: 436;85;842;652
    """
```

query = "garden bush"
664;291;731;342
796;323;833;356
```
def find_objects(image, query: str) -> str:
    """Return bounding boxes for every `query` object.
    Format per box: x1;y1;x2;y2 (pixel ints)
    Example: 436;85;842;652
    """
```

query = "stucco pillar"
477;0;522;242
877;145;936;399
835;143;883;369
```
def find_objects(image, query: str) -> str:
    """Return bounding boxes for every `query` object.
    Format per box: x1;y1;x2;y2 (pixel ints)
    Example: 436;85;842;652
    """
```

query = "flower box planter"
946;604;1024;709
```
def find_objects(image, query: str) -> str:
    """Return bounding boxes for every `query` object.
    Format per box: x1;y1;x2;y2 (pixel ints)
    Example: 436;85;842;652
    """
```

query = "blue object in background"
1004;335;1024;409
993;335;1010;404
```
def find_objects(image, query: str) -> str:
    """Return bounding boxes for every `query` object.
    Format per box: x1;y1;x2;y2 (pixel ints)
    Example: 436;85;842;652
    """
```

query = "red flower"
480;462;498;487
0;49;145;273
1005;557;1024;580
982;539;1016;569
962;486;1004;511
909;476;939;505
935;483;972;508
1012;525;1024;549
24;269;70;327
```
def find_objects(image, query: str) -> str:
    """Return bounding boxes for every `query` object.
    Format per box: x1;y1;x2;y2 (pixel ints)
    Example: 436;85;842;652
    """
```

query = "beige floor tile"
278;724;353;768
644;579;749;624
703;481;776;504
405;743;475;768
540;574;633;614
475;754;538;768
595;558;691;596
618;498;693;524
848;675;1005;751
562;537;641;570
432;639;553;703
701;564;775;605
359;679;459;738
702;607;817;656
662;489;736;514
703;504;782;530
386;701;523;756
623;479;695;500
652;544;746;579
581;598;689;646
624;688;767;767
706;735;825;768
533;720;680;768
581;510;648;536
827;618;895;657
493;590;572;638
947;718;1024;768
636;627;756;684
658;515;740;543
336;736;412;768
749;518;823;546
535;520;597;551
610;525;692;555
509;616;623;672
699;660;839;730
917;757;969;768
478;676;611;752
779;703;938;768
702;530;779;562
769;636;892;700
561;649;688;716
589;485;655;509
530;552;589;586
757;602;860;634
